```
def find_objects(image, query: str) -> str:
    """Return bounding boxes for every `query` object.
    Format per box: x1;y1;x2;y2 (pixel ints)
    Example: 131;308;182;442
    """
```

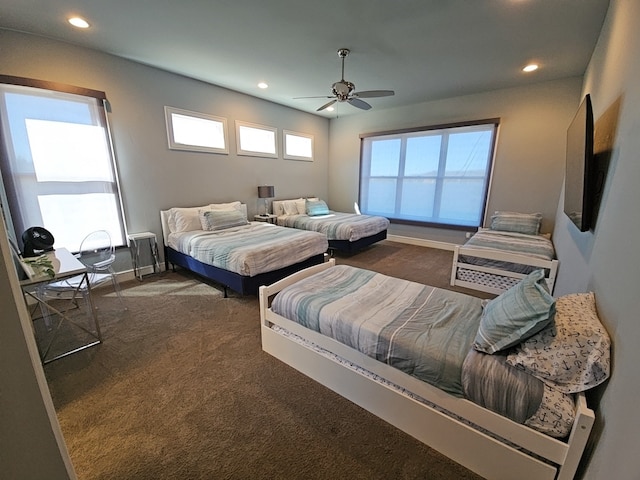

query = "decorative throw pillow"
506;292;611;393
306;199;330;216
199;209;248;231
474;269;555;354
490;211;542;235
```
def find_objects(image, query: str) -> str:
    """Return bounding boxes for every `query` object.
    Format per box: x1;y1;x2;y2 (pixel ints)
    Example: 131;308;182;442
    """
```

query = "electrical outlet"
465;232;472;239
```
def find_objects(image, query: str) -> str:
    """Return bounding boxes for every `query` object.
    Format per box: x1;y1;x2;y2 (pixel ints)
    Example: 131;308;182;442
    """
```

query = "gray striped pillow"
490;211;542;235
474;269;555;354
199;209;248;231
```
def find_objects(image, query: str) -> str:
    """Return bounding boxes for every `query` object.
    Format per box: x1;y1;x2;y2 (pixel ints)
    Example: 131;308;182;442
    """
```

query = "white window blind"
0;80;126;253
359;120;498;228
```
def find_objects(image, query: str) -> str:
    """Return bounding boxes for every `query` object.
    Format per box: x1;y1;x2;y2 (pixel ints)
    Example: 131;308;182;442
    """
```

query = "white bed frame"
260;260;593;480
450;244;560;295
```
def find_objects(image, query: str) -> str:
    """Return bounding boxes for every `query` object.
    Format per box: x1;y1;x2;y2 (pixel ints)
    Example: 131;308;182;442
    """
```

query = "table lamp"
257;185;275;216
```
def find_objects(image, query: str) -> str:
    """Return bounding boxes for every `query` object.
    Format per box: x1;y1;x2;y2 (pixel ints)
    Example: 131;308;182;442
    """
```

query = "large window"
359;120;498;228
0;77;126;252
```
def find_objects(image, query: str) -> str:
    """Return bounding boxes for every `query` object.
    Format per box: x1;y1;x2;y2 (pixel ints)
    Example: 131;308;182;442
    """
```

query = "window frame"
0;75;127;251
164;106;229;155
283;129;314;161
235;120;278;158
359;119;499;230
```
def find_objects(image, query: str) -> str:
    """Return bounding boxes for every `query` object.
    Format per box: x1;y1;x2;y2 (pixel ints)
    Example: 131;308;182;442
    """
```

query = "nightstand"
128;231;160;280
254;214;278;224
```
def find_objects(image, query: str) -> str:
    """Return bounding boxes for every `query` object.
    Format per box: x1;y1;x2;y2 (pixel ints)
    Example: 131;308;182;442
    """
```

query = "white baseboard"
387;234;457;252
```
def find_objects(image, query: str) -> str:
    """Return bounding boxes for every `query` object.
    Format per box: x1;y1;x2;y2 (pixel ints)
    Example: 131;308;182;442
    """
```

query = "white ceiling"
0;0;610;116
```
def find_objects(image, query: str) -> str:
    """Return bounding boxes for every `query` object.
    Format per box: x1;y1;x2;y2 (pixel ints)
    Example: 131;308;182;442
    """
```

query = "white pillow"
168;206;207;233
506;292;611;393
283;199;302;216
169;201;243;233
295;199;307;215
209;201;242;211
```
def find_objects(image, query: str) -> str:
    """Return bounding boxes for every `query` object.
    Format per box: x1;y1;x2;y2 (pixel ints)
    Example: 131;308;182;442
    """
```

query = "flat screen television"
564;94;594;232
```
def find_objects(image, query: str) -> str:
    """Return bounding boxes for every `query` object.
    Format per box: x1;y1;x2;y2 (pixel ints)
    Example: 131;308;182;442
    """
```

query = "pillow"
306;199;330;216
474;269;555;354
169;206;206;233
295;199;307;215
168;202;243;233
199;209;248;231
490;211;542;235
283;199;301;216
209;201;242;212
506;292;611;393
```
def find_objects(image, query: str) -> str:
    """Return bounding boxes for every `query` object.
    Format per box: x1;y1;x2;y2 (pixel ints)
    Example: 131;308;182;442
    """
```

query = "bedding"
451;227;559;295
160;202;328;296
461;228;555;272
260;261;600;480
268;264;593;438
168;222;327;277
276;211;389;243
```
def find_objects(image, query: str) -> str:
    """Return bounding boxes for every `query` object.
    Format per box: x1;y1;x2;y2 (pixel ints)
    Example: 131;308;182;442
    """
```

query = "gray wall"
0;29;329;268
0;218;75;479
552;1;640;478
328;77;583;244
2;1;639;475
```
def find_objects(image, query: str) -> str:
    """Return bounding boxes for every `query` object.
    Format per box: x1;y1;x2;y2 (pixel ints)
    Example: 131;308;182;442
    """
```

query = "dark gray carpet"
44;241;487;479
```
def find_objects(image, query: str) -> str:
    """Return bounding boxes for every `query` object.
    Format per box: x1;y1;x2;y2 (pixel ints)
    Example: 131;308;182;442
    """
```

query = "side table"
254;214;278;224
128;231;160;280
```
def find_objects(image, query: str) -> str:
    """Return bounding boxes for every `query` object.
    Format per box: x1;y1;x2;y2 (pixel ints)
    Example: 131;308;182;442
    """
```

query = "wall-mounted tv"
564;94;594;232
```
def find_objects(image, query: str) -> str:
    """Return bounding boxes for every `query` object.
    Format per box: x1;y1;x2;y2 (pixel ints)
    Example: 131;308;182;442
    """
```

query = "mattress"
167;222;327;277
276;212;389;242
270;264;575;437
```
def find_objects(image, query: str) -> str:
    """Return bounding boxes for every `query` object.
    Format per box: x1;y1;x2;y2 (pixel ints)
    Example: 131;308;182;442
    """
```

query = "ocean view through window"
359;120;498;229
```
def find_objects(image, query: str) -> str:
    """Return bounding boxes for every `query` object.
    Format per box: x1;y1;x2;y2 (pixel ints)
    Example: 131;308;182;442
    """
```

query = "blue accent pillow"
474;269;555;354
199;209;248;231
306;199;330;216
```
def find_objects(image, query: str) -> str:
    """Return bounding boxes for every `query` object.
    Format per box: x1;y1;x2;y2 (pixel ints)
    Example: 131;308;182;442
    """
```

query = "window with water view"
359;120;498;228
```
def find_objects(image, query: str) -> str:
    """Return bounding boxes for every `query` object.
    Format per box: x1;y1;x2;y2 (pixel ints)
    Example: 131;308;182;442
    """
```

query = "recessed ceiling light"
68;17;90;29
522;63;539;73
326;106;334;112
257;82;268;89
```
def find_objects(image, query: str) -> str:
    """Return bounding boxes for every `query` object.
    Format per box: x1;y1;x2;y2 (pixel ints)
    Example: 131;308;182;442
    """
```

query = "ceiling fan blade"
352;90;395;98
317;99;337;111
294;95;333;99
347;98;372;110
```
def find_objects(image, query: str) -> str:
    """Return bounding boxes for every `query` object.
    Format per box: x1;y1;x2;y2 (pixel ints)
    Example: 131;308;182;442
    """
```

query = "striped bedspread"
465;229;555;260
277;212;389;242
460;229;555;274
167;223;328;277
271;264;483;396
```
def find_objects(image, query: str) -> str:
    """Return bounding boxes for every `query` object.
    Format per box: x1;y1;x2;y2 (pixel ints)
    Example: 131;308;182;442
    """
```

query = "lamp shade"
257;185;275;198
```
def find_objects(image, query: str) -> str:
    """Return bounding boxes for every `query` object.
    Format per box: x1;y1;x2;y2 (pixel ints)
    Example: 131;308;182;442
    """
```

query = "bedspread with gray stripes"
277;212;389;242
168;223;327;277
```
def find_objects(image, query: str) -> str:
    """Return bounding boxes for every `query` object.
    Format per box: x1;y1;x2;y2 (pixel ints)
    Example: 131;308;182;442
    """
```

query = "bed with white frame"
259;260;603;480
272;198;389;253
160;202;327;296
451;212;559;295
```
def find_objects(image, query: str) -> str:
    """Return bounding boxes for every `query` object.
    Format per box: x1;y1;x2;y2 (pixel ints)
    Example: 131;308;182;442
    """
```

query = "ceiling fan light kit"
296;48;394;112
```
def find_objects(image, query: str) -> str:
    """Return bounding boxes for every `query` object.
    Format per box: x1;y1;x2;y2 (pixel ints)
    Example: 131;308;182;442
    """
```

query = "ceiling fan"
296;48;394;112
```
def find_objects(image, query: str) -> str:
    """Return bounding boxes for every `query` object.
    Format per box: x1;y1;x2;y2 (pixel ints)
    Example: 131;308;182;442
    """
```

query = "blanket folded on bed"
277;212;389;242
271;264;483;396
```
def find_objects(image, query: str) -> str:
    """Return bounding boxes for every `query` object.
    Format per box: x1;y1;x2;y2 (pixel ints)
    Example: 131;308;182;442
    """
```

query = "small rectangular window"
283;130;313;161
165;106;228;154
236;120;277;158
359;120;498;229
